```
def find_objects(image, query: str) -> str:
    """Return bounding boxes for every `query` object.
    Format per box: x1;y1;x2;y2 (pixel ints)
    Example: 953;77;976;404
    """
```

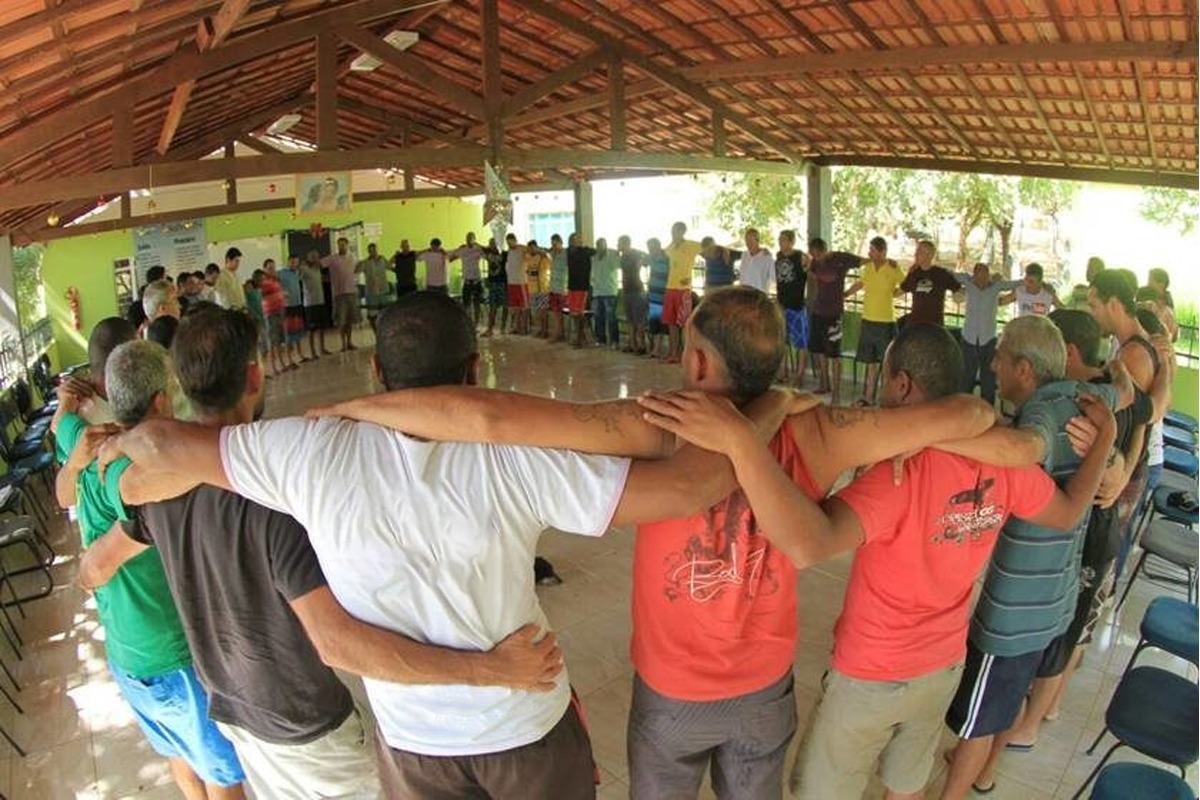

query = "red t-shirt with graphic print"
832;451;1056;682
632;420;820;702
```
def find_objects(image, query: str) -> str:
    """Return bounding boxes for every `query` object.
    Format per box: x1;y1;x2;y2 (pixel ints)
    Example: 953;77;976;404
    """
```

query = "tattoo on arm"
569;403;632;435
826;406;872;429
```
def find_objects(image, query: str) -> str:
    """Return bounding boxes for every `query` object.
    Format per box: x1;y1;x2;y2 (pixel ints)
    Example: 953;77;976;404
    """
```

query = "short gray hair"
142;279;175;317
999;315;1066;386
105;340;173;425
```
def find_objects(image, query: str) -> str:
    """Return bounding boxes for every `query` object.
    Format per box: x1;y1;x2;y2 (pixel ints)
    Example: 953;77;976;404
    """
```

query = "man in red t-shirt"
310;290;1009;800
637;324;1115;800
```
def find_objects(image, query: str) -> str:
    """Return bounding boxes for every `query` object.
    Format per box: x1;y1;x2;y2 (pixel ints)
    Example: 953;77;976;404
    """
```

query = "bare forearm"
116;421;227;490
329;388;672;458
934;425;1043;467
728;438;834;568
55;463;82;508
319;621;498;686
1061;427;1117;520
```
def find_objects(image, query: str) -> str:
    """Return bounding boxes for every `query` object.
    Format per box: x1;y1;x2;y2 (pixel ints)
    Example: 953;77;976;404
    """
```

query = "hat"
225;247;243;260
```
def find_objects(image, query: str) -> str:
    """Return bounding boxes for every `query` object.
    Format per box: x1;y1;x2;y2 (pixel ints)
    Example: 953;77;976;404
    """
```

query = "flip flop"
972;781;995;794
1004;741;1036;752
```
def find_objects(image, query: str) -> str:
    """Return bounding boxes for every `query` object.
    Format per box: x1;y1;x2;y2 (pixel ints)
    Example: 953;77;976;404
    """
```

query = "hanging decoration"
66;287;81;331
483;160;512;245
309;222;325;240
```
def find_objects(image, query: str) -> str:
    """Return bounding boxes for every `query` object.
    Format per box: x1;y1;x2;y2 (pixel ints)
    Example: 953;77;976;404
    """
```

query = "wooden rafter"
0;147;804;212
609;54;626;151
501;49;609;120
338;98;465;146
0;0;436;168
335;25;485;120
157;0;252;155
1115;2;1161;172
513;0;804;164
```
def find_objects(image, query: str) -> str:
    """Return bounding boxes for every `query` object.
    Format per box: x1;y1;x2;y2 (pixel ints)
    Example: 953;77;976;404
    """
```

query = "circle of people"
70;219;1177;800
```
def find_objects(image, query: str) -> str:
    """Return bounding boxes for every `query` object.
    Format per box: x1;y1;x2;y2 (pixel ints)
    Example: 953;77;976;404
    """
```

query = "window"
528;212;574;247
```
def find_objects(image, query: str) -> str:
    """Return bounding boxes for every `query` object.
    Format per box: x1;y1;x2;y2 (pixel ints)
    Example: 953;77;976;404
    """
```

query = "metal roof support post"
806;164;831;245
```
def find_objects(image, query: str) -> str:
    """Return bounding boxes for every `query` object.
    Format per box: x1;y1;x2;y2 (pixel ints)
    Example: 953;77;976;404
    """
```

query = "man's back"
134;486;354;743
832;449;1056;681
219;416;629;756
633;421;820;701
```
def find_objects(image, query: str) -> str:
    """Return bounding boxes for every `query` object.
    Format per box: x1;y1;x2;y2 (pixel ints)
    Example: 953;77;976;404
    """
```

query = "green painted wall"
41;197;486;366
1173;366;1198;419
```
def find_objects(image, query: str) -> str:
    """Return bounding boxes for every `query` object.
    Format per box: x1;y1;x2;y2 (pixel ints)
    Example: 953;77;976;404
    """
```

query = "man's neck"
1065;362;1104;382
194;409;250;427
1111;312;1141;344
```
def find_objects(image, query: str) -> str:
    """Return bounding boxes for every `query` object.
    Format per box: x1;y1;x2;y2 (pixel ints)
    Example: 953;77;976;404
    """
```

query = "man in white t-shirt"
100;291;794;799
737;227;776;293
1001;262;1061;317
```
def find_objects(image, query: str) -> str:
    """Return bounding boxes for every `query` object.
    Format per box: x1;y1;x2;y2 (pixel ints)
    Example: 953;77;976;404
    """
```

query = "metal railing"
0;318;54;390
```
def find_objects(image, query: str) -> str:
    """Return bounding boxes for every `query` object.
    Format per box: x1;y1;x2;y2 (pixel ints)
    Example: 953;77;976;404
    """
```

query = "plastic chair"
1072;666;1198;798
1119;597;1198;678
1166;410;1199;433
1116;520;1198;611
1164;426;1197;452
1164;446;1199;479
1089;763;1195;800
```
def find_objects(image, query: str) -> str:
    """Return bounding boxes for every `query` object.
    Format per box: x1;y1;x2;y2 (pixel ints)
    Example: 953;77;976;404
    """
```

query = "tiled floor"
1;328;1196;799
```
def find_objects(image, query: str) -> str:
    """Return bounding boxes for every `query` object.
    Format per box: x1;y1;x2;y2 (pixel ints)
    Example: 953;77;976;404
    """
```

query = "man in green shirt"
56;339;245;799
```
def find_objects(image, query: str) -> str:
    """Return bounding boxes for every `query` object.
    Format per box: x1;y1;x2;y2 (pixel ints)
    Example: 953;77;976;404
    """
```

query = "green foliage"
704;173;805;240
1138;187;1199;235
830;167;937;252
11;245;46;330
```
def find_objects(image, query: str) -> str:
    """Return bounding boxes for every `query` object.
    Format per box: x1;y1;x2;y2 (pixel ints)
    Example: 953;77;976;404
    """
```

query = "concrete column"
573;180;594;243
806;165;832;245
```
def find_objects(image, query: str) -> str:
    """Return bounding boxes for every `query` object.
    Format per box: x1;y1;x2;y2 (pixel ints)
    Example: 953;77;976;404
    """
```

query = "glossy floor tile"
5;327;1197;798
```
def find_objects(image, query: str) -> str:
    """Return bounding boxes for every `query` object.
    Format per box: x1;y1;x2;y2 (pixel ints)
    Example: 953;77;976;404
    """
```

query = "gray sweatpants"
627;671;797;800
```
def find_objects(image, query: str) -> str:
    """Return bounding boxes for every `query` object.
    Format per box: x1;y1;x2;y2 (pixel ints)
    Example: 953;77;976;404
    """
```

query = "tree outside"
11;244;47;331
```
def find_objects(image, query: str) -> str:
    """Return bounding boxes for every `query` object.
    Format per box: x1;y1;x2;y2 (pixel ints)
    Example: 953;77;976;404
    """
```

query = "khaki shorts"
216;709;380;799
790;663;963;799
334;292;360;328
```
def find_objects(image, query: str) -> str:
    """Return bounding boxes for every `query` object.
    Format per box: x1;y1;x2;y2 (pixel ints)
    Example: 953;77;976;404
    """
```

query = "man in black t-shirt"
774;229;809;385
79;307;565;798
483;238;508;337
618;235;649;354
566;234;596;348
393;239;418;297
900;240;961;327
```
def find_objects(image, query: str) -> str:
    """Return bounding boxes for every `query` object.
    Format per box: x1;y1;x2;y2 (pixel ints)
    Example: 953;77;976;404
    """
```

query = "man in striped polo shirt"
941;316;1126;799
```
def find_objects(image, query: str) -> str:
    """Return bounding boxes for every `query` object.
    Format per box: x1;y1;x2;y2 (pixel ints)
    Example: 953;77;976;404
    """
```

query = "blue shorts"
111;663;244;786
784;308;809;349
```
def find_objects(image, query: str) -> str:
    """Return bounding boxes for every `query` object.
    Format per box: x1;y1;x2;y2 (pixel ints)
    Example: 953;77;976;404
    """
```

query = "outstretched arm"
99;420;229;504
311;388;673;458
291;587;563;691
1024;394;1116;529
77;523;148;592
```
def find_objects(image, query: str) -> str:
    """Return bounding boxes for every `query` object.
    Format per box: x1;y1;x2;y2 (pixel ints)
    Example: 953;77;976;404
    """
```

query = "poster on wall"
296;173;352;215
132;220;208;284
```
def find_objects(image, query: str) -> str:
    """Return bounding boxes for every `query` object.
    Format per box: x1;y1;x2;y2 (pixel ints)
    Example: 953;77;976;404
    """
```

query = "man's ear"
245;361;264;398
463;353;480;387
692;348;710;383
894;369;914;401
152;390;173;418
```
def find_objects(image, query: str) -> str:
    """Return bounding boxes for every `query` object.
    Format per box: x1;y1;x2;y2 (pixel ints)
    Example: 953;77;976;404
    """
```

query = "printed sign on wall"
132;220;208;284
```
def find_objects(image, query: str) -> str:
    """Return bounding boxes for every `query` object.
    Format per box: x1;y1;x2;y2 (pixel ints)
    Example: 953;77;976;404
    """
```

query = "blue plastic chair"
1165;446;1200;479
1166;410;1199;433
1120;597;1199;677
1073;666;1198;798
1089;763;1195;800
1148;484;1200;528
1165;426;1198;452
1116;521;1198;611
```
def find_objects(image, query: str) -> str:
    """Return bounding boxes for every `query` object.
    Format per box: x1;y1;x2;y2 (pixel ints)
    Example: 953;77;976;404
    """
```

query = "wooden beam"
120;192;131;219
157;81;197;155
809;154;1199;190
609;55;626;151
1072;65;1114;169
712;113;726;157
236;135;285;155
336;25;485;119
501;148;799;175
338;98;466;145
111;110;133;167
0;0;438;168
223;143;238;204
500;49;609;120
0;147;489;211
513;0;804;163
481;0;503;162
316;31;338;150
468;79;659;139
679;39;1200;82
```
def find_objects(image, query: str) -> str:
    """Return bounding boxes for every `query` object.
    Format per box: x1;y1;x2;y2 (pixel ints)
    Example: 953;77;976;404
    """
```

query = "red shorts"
547;293;567;314
567;290;588;316
506;285;528;309
662;289;693;326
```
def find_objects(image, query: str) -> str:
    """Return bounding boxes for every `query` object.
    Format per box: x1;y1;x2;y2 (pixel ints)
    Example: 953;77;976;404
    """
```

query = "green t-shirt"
58;413;191;678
